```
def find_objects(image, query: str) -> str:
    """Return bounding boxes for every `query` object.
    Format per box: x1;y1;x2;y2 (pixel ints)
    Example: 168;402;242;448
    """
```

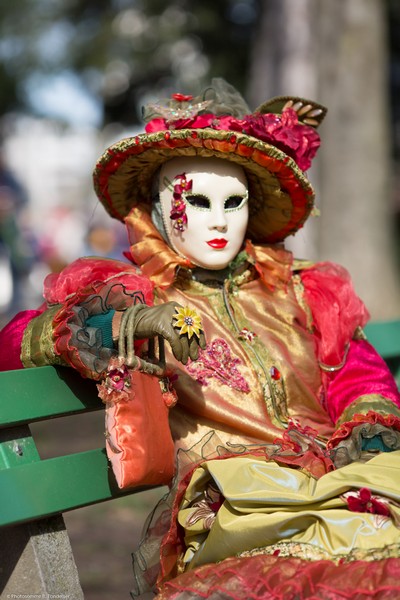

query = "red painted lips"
207;238;228;249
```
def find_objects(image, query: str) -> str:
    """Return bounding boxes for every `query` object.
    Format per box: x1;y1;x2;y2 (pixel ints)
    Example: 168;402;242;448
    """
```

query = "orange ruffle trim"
327;410;400;449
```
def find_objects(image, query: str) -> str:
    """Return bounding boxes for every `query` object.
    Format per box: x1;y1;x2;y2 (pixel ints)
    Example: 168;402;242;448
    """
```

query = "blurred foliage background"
0;0;399;133
0;0;256;125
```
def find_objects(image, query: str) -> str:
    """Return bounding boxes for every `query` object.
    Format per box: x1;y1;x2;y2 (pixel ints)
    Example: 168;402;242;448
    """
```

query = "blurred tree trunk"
247;0;400;319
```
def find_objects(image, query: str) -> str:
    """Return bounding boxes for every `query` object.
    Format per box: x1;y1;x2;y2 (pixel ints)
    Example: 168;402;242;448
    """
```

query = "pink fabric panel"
0;310;43;371
325;339;400;424
301;262;369;366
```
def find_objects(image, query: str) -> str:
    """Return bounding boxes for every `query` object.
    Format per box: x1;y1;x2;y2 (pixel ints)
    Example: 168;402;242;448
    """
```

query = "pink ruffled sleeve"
301;262;400;425
322;339;400;424
46;257;155;379
43;256;154;305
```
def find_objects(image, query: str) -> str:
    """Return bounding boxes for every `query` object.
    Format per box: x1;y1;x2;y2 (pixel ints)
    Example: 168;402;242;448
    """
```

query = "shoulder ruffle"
300;262;370;367
43;256;154;306
42;257;155;379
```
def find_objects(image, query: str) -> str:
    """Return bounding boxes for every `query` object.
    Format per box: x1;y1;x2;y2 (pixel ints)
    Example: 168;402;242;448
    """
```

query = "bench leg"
0;514;84;599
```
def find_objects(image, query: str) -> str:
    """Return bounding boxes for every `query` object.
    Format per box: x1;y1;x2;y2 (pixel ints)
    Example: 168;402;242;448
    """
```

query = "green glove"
115;302;206;365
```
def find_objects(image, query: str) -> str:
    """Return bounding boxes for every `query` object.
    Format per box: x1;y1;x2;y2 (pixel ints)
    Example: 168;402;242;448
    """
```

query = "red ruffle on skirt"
157;554;400;600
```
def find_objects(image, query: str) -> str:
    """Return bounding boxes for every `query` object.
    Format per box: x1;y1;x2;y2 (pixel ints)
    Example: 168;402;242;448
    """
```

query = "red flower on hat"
228;108;320;171
172;93;193;102
169;114;215;130
145;108;320;172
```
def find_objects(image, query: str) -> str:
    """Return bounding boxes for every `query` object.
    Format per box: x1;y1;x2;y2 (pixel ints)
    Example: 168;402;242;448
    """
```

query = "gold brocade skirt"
178;450;400;571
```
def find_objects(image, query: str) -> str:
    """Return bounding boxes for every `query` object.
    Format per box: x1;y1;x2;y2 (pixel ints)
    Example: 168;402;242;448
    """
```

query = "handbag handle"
118;304;166;378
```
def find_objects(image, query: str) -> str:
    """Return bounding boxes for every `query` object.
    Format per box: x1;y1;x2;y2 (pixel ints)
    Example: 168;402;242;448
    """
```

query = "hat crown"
142;78;251;123
143;78;327;130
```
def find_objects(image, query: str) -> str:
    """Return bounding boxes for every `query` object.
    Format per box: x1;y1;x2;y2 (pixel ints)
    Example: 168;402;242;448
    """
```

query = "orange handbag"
98;337;177;489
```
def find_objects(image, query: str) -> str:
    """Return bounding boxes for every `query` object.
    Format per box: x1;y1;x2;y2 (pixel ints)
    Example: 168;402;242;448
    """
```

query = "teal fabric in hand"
361;435;392;452
86;309;115;349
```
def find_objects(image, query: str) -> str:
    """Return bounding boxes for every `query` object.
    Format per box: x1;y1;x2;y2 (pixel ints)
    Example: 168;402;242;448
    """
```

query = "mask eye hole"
185;194;211;209
224;194;247;210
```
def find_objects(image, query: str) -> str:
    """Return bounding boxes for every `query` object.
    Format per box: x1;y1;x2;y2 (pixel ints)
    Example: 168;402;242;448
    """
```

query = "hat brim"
93;128;314;243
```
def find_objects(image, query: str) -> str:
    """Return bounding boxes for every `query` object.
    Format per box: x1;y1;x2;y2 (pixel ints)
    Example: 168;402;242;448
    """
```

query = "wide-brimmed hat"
93;79;326;243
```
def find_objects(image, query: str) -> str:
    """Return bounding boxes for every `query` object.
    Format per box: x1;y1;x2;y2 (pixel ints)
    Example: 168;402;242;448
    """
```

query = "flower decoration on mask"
173;306;203;340
169;172;192;232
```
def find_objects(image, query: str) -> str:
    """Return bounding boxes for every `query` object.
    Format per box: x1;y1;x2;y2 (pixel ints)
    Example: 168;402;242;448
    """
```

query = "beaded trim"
238;540;400;564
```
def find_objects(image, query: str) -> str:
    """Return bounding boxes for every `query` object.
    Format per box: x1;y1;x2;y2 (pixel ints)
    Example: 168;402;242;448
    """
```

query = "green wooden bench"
0;364;158;598
0;319;399;597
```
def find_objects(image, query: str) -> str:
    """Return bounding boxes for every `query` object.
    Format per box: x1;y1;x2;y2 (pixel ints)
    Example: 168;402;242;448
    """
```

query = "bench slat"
0;428;40;469
364;320;400;387
364;320;400;360
0;366;102;428
0;447;147;526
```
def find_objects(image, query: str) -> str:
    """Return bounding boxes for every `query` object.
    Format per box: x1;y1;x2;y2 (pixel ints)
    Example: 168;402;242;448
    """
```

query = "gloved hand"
331;422;400;468
114;302;206;365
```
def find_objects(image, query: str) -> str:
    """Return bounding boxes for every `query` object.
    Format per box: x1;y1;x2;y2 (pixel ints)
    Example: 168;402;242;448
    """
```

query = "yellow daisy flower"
173;306;203;339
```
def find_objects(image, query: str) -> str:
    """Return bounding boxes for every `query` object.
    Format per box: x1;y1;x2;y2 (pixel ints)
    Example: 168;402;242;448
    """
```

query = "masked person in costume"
1;80;400;599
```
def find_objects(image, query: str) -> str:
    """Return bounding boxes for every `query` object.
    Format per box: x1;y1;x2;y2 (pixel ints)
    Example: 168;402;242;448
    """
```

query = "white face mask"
159;157;249;270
